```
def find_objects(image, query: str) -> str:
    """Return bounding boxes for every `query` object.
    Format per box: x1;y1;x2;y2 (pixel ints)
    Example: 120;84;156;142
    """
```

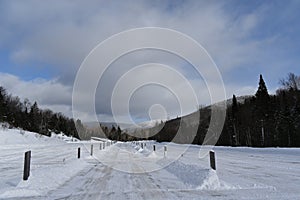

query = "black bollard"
23;151;31;181
209;151;216;170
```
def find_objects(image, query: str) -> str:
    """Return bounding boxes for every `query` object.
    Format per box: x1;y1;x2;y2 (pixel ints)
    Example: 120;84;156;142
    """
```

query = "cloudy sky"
0;0;300;123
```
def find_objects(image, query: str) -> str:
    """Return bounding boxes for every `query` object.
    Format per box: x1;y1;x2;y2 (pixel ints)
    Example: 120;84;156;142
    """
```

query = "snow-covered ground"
0;127;299;199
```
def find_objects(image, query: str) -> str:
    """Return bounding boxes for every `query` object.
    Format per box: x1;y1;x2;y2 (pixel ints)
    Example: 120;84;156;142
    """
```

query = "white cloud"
0;72;71;109
0;70;257;123
0;1;290;122
0;1;264;71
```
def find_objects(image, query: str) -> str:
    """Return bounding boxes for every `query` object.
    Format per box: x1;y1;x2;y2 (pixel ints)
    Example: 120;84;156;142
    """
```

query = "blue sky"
0;0;300;122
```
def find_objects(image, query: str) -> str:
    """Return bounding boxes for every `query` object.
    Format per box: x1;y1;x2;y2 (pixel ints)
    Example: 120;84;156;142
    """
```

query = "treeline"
2;72;299;147
79;124;123;141
0;86;126;140
114;73;300;147
0;86;80;138
104;122;166;142
219;73;300;147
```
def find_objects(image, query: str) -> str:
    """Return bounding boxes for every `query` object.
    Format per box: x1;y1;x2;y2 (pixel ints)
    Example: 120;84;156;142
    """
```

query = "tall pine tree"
232;94;239;145
29;102;41;133
0;87;7;122
255;74;269;101
255;74;270;146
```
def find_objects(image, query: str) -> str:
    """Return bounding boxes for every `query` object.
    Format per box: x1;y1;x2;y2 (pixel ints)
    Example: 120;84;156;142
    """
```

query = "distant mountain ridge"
84;122;133;129
84;96;251;132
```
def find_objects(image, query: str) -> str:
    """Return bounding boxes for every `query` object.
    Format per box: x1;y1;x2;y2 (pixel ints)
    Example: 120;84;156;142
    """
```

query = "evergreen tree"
293;96;300;146
0;87;7;122
75;119;85;139
29;102;41;133
21;99;31;130
254;74;270;146
255;74;269;102
232;94;238;119
232;94;239;145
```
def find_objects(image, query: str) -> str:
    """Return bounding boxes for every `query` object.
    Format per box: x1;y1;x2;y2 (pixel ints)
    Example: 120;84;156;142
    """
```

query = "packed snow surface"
0;127;299;199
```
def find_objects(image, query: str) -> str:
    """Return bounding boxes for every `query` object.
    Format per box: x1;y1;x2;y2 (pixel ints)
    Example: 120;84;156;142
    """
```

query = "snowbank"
0;159;87;198
0;127;89;199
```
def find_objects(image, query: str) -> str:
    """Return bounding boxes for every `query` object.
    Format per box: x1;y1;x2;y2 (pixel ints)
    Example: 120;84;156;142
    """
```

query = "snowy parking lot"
1;128;300;199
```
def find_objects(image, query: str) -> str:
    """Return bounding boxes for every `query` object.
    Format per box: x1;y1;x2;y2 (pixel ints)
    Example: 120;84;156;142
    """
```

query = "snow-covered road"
46;145;182;200
1;129;300;199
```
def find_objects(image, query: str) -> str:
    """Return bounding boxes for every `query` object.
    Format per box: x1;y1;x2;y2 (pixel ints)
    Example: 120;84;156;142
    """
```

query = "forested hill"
1;73;300;147
0;86;125;140
149;73;300;147
0;86;80;138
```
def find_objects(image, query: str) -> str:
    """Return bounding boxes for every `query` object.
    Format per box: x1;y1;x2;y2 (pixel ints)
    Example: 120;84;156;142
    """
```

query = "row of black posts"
23;141;115;181
78;141;115;158
135;141;216;170
23;142;216;181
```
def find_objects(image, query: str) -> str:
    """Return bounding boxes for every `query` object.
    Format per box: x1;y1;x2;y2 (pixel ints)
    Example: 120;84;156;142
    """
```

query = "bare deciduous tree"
279;72;300;91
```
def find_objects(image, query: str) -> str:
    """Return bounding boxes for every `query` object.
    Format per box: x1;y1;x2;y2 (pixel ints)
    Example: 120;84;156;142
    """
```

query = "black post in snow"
23;151;31;181
209;150;216;170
